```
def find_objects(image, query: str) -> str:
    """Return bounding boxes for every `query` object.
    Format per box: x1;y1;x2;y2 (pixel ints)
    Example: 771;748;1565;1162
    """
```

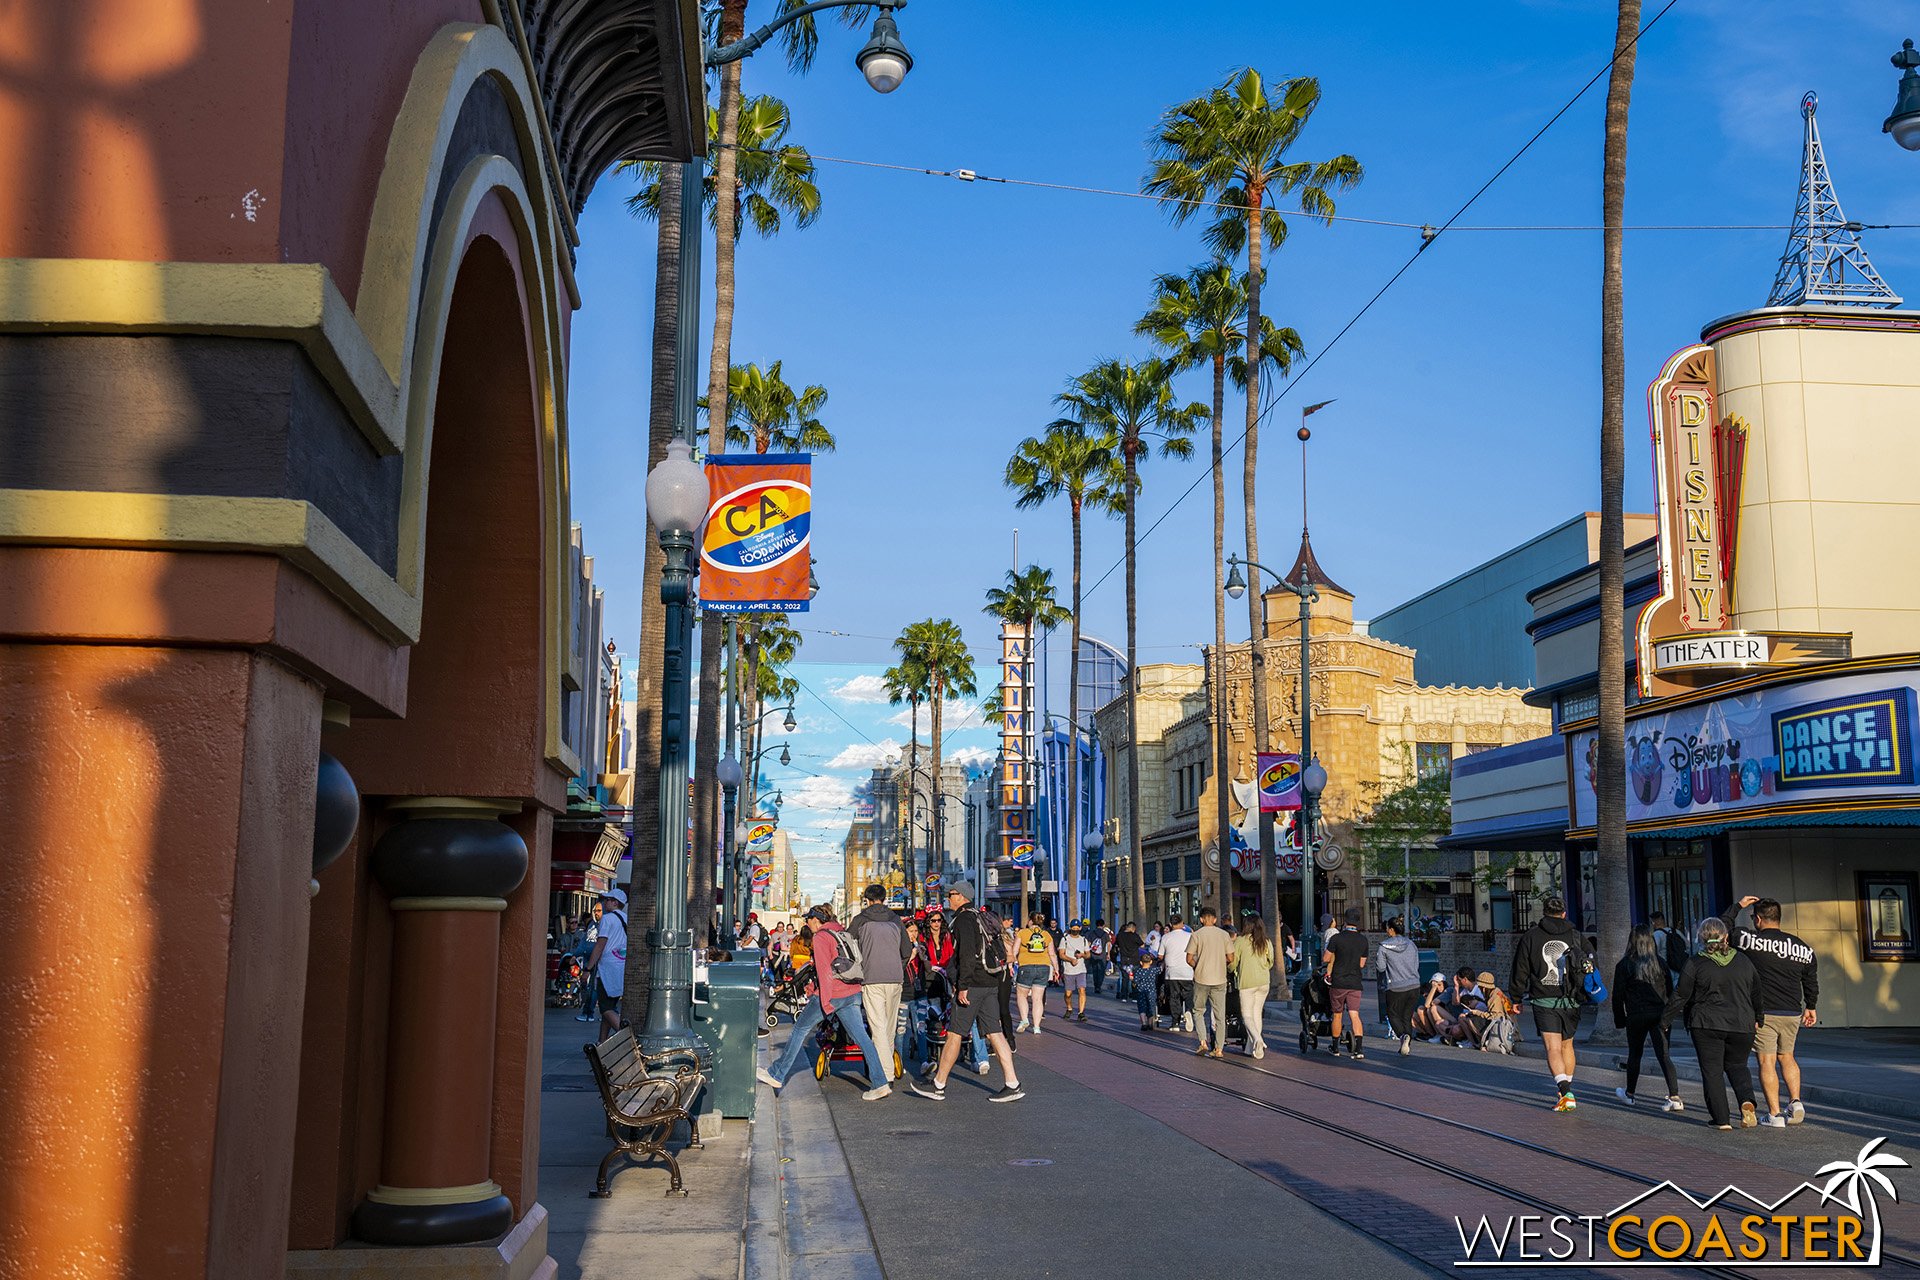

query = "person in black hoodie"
1113;921;1143;1001
1611;925;1683;1112
1510;895;1591;1112
1723;894;1819;1127
910;884;1023;1103
1665;917;1764;1130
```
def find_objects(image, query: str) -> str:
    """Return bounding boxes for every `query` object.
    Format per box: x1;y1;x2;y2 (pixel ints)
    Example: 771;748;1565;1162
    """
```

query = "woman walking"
1665;918;1764;1130
1612;925;1684;1112
1232;915;1275;1057
1013;917;1058;1035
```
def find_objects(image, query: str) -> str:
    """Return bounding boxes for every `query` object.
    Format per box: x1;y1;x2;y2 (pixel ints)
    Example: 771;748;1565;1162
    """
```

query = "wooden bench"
582;1028;708;1197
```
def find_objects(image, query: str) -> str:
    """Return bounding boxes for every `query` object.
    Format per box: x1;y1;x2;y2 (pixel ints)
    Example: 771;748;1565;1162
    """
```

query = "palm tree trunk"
1595;0;1641;1044
909;698;921;903
931;678;945;895
625;162;683;1017
1069;500;1086;931
690;0;749;947
1244;187;1280;958
1210;354;1233;927
1123;444;1144;935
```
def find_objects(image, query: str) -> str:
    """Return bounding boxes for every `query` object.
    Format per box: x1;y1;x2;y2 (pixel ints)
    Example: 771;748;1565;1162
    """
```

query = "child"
1130;945;1162;1032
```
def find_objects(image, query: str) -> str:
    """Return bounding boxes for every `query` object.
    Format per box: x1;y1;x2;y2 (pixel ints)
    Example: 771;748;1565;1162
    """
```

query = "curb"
1600;1054;1920;1123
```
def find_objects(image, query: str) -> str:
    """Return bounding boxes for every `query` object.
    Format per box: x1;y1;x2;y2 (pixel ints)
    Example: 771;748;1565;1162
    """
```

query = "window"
1184;854;1202;882
1464;742;1500;755
1162;857;1180;885
1144;860;1159;886
1559;690;1599;725
1416;742;1452;781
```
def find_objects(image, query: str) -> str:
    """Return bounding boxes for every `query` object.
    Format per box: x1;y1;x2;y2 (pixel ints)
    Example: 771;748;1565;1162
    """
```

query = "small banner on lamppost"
1256;752;1302;811
701;453;812;612
746;821;776;854
750;864;774;891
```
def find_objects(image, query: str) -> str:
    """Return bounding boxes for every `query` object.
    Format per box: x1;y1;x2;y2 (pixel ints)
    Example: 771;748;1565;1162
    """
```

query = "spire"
1768;91;1902;308
1286;527;1347;597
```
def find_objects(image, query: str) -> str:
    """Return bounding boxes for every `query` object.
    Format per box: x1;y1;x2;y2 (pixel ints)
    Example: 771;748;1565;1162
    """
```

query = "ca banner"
746;820;777;854
1257;752;1302;811
701;454;812;612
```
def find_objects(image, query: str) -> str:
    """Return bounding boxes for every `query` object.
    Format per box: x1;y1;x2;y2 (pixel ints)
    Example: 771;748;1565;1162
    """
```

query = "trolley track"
1044;1022;1920;1277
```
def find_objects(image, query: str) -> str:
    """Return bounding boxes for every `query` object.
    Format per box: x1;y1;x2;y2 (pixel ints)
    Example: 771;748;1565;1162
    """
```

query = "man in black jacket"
1724;895;1819;1126
910;883;1023;1103
1510;895;1590;1112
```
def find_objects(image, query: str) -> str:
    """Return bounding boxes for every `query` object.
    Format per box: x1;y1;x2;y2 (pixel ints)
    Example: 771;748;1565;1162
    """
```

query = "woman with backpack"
1664;917;1765;1130
1012;917;1058;1035
1612;925;1684;1112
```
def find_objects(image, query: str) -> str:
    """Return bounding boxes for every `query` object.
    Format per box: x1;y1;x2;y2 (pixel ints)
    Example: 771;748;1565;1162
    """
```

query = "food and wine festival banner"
1256;752;1303;811
745;820;777;854
701;454;812;612
1569;668;1920;830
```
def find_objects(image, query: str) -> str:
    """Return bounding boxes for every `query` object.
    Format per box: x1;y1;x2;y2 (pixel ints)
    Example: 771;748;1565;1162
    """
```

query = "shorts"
597;975;622;1011
1755;1013;1802;1056
949;987;1006;1038
1016;965;1051;987
1329;987;1363;1017
1063;972;1087;991
1531;1003;1581;1039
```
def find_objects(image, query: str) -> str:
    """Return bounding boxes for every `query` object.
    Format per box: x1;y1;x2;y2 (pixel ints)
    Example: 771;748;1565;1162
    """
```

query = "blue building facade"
1035;633;1125;923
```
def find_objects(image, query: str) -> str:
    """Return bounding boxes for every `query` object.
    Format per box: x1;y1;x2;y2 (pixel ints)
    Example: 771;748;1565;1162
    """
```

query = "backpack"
968;909;1011;978
1482;1011;1518;1055
1657;927;1689;977
825;925;866;983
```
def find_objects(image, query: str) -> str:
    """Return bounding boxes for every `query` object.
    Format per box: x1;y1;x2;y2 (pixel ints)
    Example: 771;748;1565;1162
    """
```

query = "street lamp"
854;6;913;92
640;438;707;1057
1225;552;1321;965
1081;829;1103;925
1886;39;1920;151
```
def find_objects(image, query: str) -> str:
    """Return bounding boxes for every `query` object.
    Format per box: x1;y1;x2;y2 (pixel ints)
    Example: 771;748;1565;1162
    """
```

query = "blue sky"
580;2;1920;895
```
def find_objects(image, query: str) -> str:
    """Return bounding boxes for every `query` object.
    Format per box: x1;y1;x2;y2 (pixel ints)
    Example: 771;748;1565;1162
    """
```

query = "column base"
292;1203;551;1279
351;1181;515;1247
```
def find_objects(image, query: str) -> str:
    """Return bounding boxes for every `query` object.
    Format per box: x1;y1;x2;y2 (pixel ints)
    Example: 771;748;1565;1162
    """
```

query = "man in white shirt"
585;888;629;1042
1159;915;1196;1033
1058;921;1092;1022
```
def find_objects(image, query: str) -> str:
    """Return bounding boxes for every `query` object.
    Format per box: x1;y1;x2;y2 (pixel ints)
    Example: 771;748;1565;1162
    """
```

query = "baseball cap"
947;881;975;902
601;887;628;906
747;912;758;921
1069;920;1083;930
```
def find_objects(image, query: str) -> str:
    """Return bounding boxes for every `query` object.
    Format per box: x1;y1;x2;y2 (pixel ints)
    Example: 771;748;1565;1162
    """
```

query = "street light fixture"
854;6;913;93
1886;39;1920;151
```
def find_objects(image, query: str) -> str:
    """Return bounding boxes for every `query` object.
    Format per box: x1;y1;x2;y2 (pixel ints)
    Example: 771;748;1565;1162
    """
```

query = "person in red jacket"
757;905;892;1100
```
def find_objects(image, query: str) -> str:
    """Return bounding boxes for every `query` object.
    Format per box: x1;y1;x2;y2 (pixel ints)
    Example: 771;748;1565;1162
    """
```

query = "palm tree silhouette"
1818;1137;1910;1264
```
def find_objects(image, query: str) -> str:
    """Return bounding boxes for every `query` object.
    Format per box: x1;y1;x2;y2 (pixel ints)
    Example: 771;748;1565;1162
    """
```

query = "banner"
745;821;776;854
749;864;774;891
701;454;812;612
1257;752;1302;811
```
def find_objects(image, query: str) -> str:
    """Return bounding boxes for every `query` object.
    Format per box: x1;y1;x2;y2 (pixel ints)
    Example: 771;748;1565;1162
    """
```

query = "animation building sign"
1569;663;1920;832
1636;345;1847;694
998;622;1036;869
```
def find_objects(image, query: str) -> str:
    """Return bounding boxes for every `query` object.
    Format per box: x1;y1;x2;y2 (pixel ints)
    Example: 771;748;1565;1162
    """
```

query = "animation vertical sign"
998;622;1035;870
701;454;812;612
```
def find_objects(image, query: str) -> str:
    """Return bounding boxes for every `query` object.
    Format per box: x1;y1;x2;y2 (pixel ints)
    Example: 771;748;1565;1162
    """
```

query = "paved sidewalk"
537;1007;751;1280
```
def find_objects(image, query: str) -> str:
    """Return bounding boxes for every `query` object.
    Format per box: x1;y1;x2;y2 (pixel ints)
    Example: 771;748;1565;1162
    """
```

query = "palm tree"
1138;262;1303;926
1818;1137;1909;1263
1147;68;1359;944
1055;359;1202;927
899;619;977;897
1005;421;1121;924
718;360;834;455
883;653;931;899
1595;0;1641;1035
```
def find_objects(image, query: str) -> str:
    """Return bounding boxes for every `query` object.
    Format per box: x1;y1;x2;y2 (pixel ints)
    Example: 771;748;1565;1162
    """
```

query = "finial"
1801;90;1818;120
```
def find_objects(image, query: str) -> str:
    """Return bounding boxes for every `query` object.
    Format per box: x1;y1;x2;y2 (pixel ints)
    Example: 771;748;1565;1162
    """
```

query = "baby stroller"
812;1009;904;1081
765;963;814;1028
1297;971;1333;1053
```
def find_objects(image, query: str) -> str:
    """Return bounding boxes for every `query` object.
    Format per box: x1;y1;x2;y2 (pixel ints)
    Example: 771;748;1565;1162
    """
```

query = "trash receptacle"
693;953;762;1120
1418;948;1439;986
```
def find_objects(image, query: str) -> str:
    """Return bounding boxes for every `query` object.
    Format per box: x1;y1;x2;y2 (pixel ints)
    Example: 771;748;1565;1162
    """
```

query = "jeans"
1117;964;1136;999
1238;986;1266;1055
1690;1026;1757;1127
580;966;599;1018
767;995;887;1087
904;996;933;1065
1194;982;1228;1050
1089;958;1109;994
1625;1018;1680;1097
861;982;904;1081
1164;978;1194;1027
1384;986;1420;1039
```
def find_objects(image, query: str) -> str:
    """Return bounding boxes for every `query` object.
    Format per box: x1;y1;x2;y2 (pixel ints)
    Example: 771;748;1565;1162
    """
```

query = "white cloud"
949;745;995;768
884;697;977;729
782;774;855;815
825;739;904;770
830;674;892;703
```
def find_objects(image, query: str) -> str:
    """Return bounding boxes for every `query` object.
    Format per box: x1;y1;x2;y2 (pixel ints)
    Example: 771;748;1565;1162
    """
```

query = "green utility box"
693;954;763;1120
1419;947;1439;986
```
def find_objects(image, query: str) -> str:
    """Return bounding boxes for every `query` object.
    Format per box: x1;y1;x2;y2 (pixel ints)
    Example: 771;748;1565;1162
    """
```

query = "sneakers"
1014;1020;1031;1033
862;1084;892;1101
1715;1123;1734;1131
908;1077;946;1101
1662;1096;1686;1113
1350;1043;1367;1061
1740;1102;1758;1128
1788;1100;1806;1125
1616;1088;1635;1106
1399;1035;1412;1057
1331;1042;1348;1058
1076;1012;1089;1022
756;1067;783;1092
975;1060;992;1074
1553;1093;1578;1113
1765;1113;1788;1128
989;1084;1026;1103
574;1013;594;1022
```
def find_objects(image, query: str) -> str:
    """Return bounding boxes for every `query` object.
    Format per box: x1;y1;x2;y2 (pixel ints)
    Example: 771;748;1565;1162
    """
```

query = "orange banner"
701;454;812;612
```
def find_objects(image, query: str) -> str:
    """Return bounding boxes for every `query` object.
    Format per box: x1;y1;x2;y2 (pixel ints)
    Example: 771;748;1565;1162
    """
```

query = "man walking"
1511;895;1589;1111
1187;907;1233;1057
758;905;892;1101
1322;907;1370;1059
583;889;627;1041
1114;921;1143;1001
1058;920;1092;1022
1087;918;1111;996
1375;916;1424;1056
1724;894;1819;1126
910;884;1023;1103
1650;911;1688;979
852;884;913;1082
1160;914;1195;1033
